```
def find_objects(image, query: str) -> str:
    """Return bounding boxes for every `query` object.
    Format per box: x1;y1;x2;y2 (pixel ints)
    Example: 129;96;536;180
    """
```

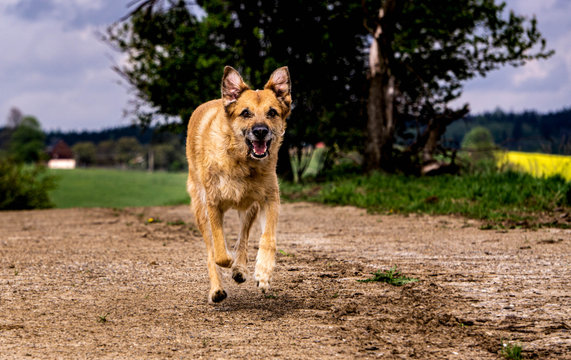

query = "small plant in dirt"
167;220;185;226
146;217;162;224
278;249;294;257
97;313;110;323
358;266;418;286
501;340;523;360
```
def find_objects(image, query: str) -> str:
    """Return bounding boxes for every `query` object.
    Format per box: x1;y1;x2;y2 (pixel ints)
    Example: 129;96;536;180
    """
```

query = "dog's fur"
186;66;291;303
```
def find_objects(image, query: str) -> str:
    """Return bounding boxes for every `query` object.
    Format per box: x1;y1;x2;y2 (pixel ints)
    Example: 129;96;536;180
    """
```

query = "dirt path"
1;203;569;359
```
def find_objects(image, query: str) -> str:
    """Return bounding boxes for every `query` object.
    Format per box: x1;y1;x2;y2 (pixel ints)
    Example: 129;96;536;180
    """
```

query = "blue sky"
0;0;569;131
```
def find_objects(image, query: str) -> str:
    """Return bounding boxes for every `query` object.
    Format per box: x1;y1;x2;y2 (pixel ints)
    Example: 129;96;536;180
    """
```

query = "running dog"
186;66;291;303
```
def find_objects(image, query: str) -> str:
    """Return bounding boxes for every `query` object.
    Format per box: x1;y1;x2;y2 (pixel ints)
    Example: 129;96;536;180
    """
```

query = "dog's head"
221;66;291;161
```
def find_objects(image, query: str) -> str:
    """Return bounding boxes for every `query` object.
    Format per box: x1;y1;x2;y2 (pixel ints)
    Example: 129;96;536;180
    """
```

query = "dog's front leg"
232;203;259;283
255;200;279;292
207;204;233;268
192;200;226;303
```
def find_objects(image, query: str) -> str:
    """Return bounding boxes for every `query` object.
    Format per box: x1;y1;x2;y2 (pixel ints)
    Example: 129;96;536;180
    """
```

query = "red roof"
50;140;73;159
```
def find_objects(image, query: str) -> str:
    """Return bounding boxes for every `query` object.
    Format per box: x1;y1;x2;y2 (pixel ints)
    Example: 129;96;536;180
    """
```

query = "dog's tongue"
253;140;267;155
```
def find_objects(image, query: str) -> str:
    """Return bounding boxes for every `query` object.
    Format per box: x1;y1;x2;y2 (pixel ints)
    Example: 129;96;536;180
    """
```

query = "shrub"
460;126;498;173
0;158;56;210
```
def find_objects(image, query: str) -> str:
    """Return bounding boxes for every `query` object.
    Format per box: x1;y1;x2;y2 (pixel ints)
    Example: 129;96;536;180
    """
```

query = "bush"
0;158;56;210
460;126;497;173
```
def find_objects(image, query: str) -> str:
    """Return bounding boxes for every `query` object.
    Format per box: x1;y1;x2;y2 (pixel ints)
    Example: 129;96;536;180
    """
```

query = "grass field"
48;167;570;227
49;168;188;208
281;170;571;227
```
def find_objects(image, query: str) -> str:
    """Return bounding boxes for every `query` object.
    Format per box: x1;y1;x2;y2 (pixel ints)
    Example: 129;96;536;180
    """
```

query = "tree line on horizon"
0;108;187;171
1;106;568;171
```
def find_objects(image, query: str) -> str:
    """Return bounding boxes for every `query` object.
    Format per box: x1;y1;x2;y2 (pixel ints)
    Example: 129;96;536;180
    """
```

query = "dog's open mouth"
246;139;271;159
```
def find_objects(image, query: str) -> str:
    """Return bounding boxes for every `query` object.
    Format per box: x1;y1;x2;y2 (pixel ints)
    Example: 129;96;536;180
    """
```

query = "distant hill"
445;108;571;154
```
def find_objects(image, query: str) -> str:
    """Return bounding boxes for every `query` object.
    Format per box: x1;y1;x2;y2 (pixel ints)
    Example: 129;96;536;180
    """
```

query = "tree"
363;0;552;172
107;0;551;175
462;126;495;158
8;116;46;163
96;140;116;166
7;107;24;128
105;0;368;177
72;141;97;167
115;136;144;167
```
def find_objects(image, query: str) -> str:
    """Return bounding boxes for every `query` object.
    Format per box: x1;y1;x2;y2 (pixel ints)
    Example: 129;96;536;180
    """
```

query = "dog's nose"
252;125;269;139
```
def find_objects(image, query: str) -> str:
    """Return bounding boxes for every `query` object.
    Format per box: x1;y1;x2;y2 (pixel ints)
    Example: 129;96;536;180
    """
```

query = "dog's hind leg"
232;203;259;283
254;199;279;293
192;200;227;303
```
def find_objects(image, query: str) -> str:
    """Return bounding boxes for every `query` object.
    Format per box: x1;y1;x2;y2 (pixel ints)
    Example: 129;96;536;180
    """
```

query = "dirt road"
1;203;569;359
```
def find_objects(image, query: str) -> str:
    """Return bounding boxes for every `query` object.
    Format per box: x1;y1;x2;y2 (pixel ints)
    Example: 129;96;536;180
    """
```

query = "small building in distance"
47;140;76;169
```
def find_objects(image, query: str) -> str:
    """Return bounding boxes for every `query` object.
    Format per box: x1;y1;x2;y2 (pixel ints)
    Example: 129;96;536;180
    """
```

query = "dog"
186;66;291;303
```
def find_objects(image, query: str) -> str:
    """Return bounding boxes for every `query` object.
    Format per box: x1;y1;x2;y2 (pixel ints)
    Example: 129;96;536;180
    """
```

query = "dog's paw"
214;252;233;268
209;288;227;303
254;270;271;293
256;279;270;293
231;265;248;284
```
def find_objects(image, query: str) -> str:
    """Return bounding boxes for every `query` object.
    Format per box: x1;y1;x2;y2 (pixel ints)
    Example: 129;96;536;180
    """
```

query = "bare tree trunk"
408;105;469;175
365;0;401;171
421;106;469;162
366;69;395;171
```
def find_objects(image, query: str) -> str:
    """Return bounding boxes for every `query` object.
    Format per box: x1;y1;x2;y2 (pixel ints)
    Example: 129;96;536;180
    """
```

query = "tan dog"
186;66;291;303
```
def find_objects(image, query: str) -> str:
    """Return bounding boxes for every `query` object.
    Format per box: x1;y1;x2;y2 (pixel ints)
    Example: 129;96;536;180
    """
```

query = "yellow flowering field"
497;151;571;181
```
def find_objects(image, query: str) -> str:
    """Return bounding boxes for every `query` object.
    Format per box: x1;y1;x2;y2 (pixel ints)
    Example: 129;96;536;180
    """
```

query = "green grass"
49;168;188;208
358;266;419;286
48;168;570;228
281;170;571;226
501;341;523;360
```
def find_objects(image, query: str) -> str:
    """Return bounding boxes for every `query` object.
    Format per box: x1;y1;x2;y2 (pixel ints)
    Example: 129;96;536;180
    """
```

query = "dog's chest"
210;168;264;208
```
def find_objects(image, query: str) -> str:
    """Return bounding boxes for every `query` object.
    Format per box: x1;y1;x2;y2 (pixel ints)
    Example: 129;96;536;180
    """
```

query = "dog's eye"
240;109;252;118
267;108;278;118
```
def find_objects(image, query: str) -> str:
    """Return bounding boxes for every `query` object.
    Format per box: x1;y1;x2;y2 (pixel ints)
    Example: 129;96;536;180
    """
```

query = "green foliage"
461;126;495;151
107;0;552;174
150;140;186;171
460;126;497;171
501;341;523;360
8;116;46;163
358;266;418;286
95;140;117;166
446;108;571;155
385;0;552;115
115;137;144;168
72;141;97;166
106;0;368;147
48;168;188;208
0;158;56;210
281;170;571;226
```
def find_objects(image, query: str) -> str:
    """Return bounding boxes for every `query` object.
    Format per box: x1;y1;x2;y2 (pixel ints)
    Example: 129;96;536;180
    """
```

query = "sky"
0;0;570;132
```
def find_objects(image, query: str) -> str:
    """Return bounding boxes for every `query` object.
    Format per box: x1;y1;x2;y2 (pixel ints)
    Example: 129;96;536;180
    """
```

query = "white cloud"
0;1;129;131
458;83;571;113
512;60;551;86
455;0;571;113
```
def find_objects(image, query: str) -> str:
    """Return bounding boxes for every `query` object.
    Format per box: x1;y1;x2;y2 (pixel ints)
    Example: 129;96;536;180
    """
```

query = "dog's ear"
221;66;249;108
264;66;291;110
